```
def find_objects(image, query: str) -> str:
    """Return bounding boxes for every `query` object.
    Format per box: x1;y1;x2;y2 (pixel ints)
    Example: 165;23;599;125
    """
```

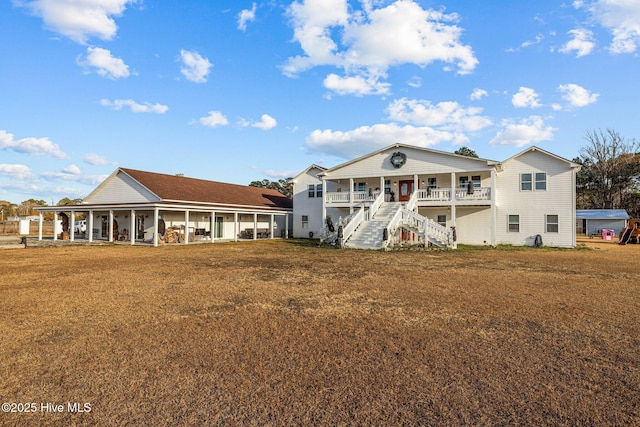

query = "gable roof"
116;168;292;209
293;164;327;180
503;146;581;168
318;143;500;176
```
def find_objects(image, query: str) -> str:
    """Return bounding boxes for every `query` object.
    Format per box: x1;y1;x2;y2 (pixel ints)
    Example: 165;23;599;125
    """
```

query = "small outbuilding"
576;209;629;237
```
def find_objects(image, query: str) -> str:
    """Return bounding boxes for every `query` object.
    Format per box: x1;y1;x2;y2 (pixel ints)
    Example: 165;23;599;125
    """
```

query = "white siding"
325;146;494;180
84;172;160;204
292;167;324;238
495;149;575;247
455;207;492;245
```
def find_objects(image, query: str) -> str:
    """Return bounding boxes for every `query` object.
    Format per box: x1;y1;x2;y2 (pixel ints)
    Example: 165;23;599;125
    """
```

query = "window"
546;215;558;233
308;184;315;198
384;179;391;194
459;176;469;188
437;215;446;227
353;182;366;192
472;175;481;188
508;215;520;232
428;177;437;188
520;173;532;191
315;184;322;198
302;215;308;229
535;173;547;190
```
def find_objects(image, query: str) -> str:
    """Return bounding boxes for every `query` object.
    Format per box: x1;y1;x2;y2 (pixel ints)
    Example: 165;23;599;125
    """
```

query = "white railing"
455;187;491;200
369;191;384;219
416;187;491;202
325;192;350;203
405;190;419;211
384;207;453;249
423;218;452;247
383;206;404;249
416;188;451;201
340;205;365;248
325;191;381;204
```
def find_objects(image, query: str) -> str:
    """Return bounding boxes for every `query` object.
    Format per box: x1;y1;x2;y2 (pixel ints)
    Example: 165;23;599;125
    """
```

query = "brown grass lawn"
1;238;639;426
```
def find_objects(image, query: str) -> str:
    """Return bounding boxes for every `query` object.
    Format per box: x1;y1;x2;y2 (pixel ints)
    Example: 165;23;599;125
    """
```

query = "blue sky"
1;0;639;204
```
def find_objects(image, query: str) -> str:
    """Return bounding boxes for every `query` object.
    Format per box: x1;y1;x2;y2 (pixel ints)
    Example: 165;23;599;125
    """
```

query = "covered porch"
36;203;291;247
322;170;496;212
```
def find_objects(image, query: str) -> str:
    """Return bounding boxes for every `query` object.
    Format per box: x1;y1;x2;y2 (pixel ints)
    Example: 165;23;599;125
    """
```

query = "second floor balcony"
325;187;492;206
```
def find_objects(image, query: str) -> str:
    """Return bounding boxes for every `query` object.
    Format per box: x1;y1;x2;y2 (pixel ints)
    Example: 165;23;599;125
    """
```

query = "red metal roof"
120;168;292;210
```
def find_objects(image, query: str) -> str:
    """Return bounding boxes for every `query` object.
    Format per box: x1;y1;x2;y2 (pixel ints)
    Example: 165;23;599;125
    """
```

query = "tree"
249;178;293;199
58;197;83;206
17;199;47;216
575;128;640;212
454;146;479;158
0;200;17;221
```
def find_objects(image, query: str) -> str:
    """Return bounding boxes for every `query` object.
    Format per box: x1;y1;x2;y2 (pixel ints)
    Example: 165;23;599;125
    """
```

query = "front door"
399;180;414;202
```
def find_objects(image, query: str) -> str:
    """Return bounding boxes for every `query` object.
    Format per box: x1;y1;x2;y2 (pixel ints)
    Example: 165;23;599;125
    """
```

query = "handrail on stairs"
405;190;419;211
369;191;384;219
340;205;365;248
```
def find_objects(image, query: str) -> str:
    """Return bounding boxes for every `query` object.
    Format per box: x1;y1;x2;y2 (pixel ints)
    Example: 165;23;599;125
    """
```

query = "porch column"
349;178;354;214
490;169;496;201
108;210;114;243
285;214;289;239
88;210;94;243
253;213;257;240
380;176;385;200
413;174;419;193
70;211;75;242
130;210;135;245
214;211;222;243
451;204;457;231
38;212;43;241
184;210;190;245
450;172;456;202
270;214;274;239
153;208;159;247
321;178;327;224
234;212;238;242
53;211;58;241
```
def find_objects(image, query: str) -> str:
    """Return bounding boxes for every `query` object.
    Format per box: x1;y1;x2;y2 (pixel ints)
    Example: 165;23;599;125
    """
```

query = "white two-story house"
292;144;580;249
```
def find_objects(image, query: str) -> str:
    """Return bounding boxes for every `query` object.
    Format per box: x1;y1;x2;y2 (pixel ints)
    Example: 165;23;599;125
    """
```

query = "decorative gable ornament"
390;151;407;169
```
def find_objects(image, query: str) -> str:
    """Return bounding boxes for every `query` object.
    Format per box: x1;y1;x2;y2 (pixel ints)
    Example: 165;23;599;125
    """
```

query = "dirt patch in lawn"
1;240;638;425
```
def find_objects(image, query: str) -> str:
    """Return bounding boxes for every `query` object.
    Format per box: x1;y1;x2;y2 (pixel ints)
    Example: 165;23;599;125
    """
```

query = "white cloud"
78;47;130;79
100;99;168;113
0;164;34;180
323;73;391;96
62;164;81;175
512;87;543;108
263;169;298;179
284;0;477;95
407;76;422;88
40;169;108;185
305;123;463;159
20;0;134;44
387;98;492;133
83;153;112;165
0;130;67;159
195;111;229;127
240;114;278;130
238;3;257;31
470;88;488;100
558;83;599;107
584;0;640;53
559;28;595;57
179;49;212;83
490;116;556;147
